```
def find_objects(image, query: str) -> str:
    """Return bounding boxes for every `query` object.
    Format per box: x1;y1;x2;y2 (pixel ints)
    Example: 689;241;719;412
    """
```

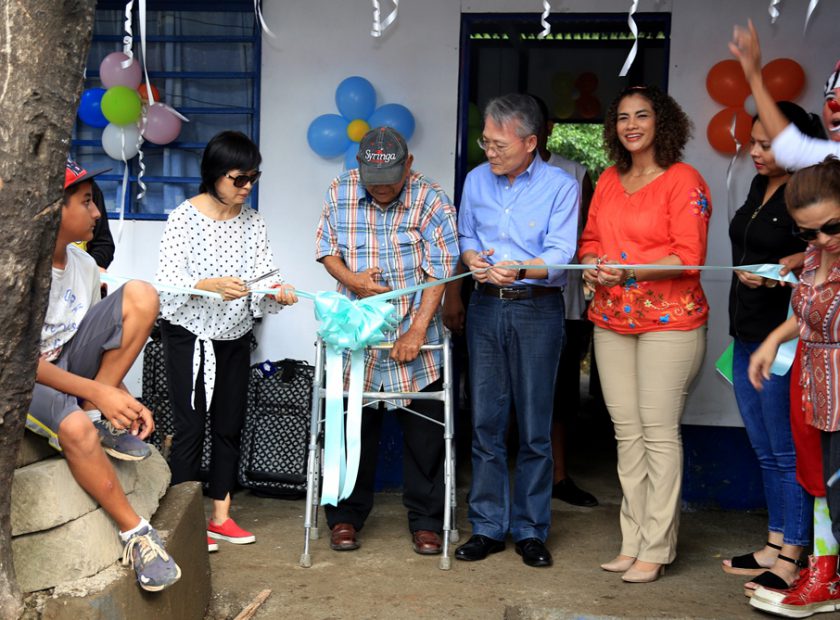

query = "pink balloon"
99;52;142;89
141;103;182;145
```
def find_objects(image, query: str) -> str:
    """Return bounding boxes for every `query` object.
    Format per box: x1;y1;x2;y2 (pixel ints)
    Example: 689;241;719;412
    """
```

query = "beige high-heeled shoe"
622;563;665;583
600;555;636;573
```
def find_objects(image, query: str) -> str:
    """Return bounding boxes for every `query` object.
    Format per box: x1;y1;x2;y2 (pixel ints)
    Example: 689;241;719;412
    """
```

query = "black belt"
474;283;561;300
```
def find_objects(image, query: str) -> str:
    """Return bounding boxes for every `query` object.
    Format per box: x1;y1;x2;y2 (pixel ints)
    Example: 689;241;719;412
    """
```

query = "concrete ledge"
41;482;210;620
16;433;57;468
12;449;167;536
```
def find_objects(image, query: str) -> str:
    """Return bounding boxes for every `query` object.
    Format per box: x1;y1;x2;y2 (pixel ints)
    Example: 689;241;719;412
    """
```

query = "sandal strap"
750;570;792;590
767;541;782;551
777;554;806;569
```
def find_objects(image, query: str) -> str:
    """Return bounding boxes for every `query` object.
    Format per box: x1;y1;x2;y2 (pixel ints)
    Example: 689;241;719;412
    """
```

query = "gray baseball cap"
357;127;408;185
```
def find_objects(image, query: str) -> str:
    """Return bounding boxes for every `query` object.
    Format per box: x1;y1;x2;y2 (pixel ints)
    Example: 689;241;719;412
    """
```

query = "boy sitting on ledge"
25;160;180;592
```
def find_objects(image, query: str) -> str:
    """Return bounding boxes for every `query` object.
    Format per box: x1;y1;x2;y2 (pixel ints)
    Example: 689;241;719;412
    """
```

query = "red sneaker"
207;536;219;553
207;518;256;545
751;555;840;618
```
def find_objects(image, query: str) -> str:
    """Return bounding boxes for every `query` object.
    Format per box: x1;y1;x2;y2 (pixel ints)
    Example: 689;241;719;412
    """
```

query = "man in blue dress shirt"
454;94;579;568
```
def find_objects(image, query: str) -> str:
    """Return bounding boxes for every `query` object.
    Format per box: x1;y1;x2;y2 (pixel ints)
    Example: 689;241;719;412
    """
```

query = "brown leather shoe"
330;523;359;551
412;530;442;555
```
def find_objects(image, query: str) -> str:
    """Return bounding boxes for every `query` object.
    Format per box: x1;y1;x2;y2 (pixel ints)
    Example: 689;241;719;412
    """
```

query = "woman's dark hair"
603;85;692;172
785;156;840;211
753;101;827;140
200;131;261;202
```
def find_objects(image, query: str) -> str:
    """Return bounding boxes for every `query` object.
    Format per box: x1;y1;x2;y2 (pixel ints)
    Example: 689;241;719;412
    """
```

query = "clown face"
824;89;840;141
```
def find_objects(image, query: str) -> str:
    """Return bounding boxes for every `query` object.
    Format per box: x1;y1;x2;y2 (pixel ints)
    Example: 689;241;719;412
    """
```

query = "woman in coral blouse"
580;85;710;583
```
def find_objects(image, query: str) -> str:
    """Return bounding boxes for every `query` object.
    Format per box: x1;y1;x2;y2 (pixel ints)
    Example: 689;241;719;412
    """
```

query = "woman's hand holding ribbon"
197;276;248;301
735;270;765;289
271;283;299;306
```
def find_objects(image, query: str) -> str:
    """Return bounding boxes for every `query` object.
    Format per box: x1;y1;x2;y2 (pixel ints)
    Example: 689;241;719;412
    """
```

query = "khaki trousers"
593;326;706;564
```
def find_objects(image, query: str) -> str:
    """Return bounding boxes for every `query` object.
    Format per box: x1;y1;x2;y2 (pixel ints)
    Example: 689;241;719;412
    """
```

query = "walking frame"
300;333;459;570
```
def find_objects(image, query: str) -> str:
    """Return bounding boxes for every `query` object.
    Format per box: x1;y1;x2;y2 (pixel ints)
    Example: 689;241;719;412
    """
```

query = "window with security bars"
71;0;261;219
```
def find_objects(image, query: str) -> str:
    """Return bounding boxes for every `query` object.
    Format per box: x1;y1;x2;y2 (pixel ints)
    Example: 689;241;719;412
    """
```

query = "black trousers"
160;320;251;501
553;318;593;422
325;378;445;533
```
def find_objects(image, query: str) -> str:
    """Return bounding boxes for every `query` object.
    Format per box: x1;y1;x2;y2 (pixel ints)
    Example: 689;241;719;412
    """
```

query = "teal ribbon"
111;259;800;507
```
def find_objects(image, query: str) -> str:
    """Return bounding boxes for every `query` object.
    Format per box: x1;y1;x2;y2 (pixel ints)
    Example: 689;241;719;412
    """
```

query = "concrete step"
11;447;168;536
12;450;170;592
16;432;57;468
40;482;211;620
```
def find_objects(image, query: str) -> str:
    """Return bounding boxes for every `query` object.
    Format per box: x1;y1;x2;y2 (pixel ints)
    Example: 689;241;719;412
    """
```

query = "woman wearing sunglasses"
724;103;824;597
579;85;710;583
750;158;840;615
155;130;297;553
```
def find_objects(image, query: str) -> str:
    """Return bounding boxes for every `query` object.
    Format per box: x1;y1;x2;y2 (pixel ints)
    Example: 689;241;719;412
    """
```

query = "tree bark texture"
0;1;96;617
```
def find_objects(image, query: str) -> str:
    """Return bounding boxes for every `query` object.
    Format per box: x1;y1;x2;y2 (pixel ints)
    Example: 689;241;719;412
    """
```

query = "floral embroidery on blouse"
690;188;711;220
592;282;707;331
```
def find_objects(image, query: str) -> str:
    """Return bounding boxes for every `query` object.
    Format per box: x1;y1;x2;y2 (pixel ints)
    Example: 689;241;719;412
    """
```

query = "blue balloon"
307;114;351;158
344;143;360;171
335;76;376;120
78;88;108;128
367;104;416;141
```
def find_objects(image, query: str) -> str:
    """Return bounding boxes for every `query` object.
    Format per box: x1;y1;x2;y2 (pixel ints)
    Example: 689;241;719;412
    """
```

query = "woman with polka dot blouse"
156;131;297;551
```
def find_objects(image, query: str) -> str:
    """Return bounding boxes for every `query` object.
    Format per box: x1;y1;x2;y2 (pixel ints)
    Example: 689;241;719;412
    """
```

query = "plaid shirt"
315;169;459;394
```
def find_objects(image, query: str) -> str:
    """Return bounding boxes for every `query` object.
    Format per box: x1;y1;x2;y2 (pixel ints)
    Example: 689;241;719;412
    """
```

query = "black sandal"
722;541;782;576
743;554;806;597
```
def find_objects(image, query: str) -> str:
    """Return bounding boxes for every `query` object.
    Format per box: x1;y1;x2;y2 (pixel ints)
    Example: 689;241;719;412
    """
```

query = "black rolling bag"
237;358;314;498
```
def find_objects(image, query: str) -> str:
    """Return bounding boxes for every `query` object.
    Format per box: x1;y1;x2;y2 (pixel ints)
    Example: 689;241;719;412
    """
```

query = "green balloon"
467;126;484;166
468;102;481;129
101;86;142;126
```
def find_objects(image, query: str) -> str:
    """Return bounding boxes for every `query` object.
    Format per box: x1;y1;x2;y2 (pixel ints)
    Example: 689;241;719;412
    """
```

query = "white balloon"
743;95;757;118
101;123;142;160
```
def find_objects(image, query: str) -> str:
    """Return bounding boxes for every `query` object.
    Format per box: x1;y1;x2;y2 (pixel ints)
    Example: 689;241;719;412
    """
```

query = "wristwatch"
517;268;527;281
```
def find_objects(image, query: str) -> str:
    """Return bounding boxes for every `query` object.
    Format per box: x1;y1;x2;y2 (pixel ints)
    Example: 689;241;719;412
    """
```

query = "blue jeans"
465;290;565;542
733;338;812;546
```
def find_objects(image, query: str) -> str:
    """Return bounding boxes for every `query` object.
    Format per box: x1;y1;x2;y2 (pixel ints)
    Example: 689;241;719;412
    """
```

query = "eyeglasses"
225;171;261;188
792;220;840;241
476;137;527;154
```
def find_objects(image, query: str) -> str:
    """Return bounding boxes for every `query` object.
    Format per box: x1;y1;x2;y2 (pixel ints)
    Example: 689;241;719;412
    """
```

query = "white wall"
116;0;838;426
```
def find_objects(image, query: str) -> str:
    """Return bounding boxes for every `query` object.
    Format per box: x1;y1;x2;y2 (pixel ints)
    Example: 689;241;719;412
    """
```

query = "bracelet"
623;268;637;284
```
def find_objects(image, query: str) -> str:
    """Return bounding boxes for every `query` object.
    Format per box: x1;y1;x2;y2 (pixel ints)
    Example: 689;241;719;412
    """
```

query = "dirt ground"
204;446;770;620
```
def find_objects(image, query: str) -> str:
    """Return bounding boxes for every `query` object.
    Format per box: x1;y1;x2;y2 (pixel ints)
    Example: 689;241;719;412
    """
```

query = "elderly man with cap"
314;126;459;555
455;93;579;568
26;160;180;592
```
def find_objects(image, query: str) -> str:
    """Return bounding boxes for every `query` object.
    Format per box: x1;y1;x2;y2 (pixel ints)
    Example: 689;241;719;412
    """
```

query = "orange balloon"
575;95;601;119
574;72;598;94
706;60;750;107
707;107;752;155
137;83;161;103
762;58;806;101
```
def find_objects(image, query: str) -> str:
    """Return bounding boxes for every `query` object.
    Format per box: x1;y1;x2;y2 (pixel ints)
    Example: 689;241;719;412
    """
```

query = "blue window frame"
71;0;261;220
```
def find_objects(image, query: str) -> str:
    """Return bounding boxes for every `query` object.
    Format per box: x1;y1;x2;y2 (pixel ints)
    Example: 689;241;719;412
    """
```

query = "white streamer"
805;0;819;31
619;0;639;77
724;110;742;221
121;0;134;64
768;0;781;23
538;1;551;39
254;0;276;38
371;0;399;38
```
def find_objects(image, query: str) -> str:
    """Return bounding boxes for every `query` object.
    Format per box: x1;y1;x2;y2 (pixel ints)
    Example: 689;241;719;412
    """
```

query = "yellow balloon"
347;119;370;142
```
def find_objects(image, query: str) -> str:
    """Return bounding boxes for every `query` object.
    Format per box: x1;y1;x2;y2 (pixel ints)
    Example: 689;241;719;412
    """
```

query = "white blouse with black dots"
156;199;285;407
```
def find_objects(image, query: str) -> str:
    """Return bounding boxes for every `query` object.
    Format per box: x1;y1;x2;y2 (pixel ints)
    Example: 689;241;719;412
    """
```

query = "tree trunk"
0;1;96;616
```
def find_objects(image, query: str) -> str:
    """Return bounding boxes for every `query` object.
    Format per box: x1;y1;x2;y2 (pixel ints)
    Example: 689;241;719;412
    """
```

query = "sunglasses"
792;219;840;241
225;171;261;188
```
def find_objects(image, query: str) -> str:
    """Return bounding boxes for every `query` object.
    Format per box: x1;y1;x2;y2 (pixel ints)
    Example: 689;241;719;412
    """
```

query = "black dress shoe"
552;477;598;507
454;535;505;561
515;538;553;567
